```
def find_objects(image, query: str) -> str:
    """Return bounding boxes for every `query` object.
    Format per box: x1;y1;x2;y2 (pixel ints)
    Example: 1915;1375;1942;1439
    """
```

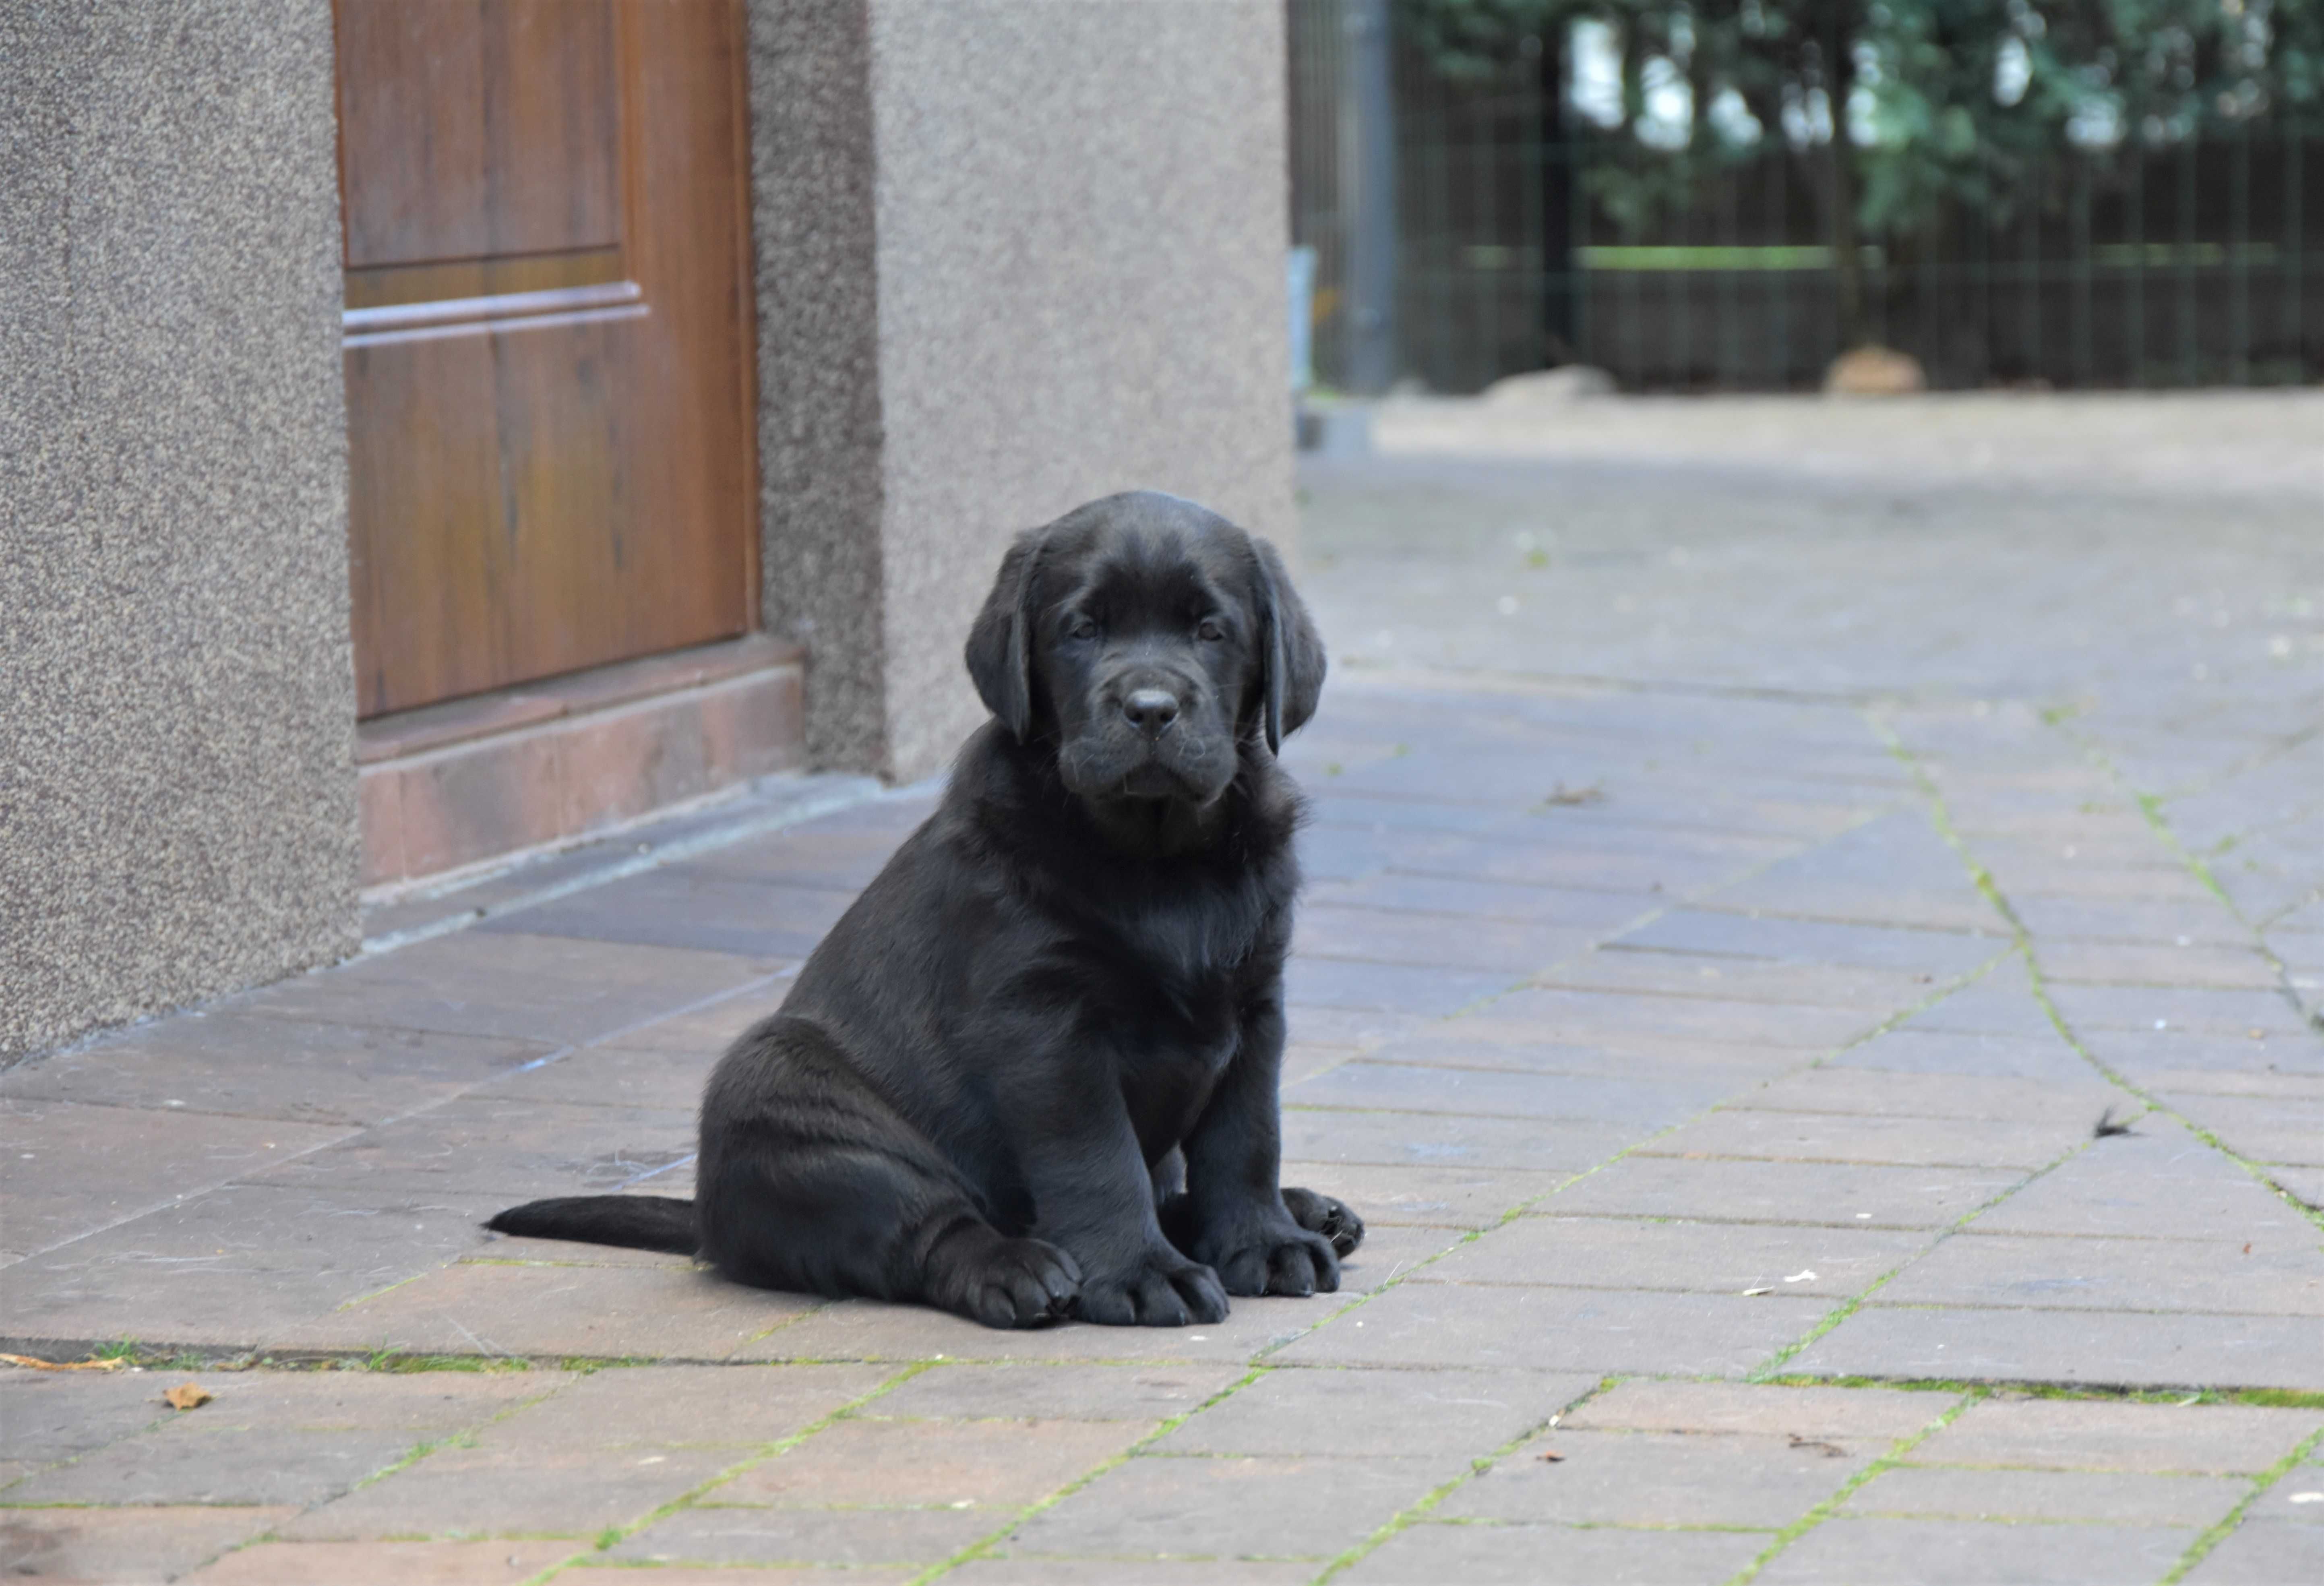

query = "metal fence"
1291;6;2324;393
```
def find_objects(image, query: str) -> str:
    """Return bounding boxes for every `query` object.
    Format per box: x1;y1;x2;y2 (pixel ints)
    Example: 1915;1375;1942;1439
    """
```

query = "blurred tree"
1397;0;2324;350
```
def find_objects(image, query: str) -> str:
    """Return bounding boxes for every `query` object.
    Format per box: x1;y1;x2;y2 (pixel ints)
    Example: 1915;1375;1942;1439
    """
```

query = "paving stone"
1608;911;2000;976
1283;958;1513;1015
0;1369;180;1464
1969;1121;2314;1241
1750;1515;2198;1584
1874;1232;2324;1315
608;1505;990;1567
863;1363;1244;1424
2038;941;2286;990
1309;872;1655;928
487;1042;718;1112
1154;1366;1590;1458
721;1416;1139;1510
1458;989;1882;1051
1277;1107;1633;1171
0;1184;499;1349
950;1560;1316;1586
2084;1028;2324;1083
182;1538;581;1584
1547;1155;2025;1228
1738;1065;2123;1122
1638;1107;2085;1170
1287;1061;1731;1129
1559;1379;1948;1442
739;1292;1332;1367
2049;984;2315;1037
1272;1282;1828;1376
2181;1520;2324;1585
2153;1092;2324;1166
4;1424;421;1506
1913;1397;2324;1475
0;1505;297;1582
1538;952;1962;1011
1270;1162;1573;1228
279;1254;817;1359
1295;904;1594;974
1339;1520;1772;1585
0;1013;552;1128
480;871;855;959
1440;1427;1871;1527
1896;974;2065;1039
1283;1004;1433;1049
1844;1463;2248;1525
1001;1451;1457;1560
677;821;915;890
565;977;796;1056
0;1098;349;1259
1412;1215;1925;1299
2012;898;2256;946
1282;1042;1357;1085
1834;1028;2100;1084
234;931;778;1047
500;1362;893;1448
1788;1305;2324;1390
241;1092;695;1199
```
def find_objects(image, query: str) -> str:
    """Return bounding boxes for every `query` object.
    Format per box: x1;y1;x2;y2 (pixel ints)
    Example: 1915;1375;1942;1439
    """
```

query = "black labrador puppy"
489;490;1360;1327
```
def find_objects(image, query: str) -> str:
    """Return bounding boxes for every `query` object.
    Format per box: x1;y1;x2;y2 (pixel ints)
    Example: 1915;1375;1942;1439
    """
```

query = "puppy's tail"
485;1195;699;1256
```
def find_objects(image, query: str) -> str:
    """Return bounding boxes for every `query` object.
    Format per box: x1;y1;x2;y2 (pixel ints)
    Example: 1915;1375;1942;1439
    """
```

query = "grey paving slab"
1458;988;1884;1051
1309;871;1656;928
0;1505;298;1584
608;1504;989;1567
1294;904;1594;973
1834;1028;2103;1083
1288;1060;1733;1129
2152;1092;2324;1166
1270;1162;1573;1228
1609;910;2001;976
1638;1106;2087;1170
1874;1231;2324;1315
240;1092;696;1199
1913;1397;2324;1475
950;1561;1313;1586
1411;1214;1926;1299
1440;1427;1874;1527
1546;1154;2026;1229
0;1370;183;1466
478;869;855;959
2;1424;420;1507
1968;1121;2315;1242
1340;1521;1773;1586
1271;1282;1830;1375
1559;1379;1950;1442
1282;957;1513;1015
2050;984;2316;1037
720;1415;1148;1511
1152;1366;1590;1458
0;1098;350;1260
1738;1065;2123;1121
2182;1520;2324;1585
0;1014;552;1129
1895;972;2066;1039
1000;1451;1459;1561
180;1538;582;1585
1788;1305;2324;1390
234;931;779;1047
1751;1516;2199;1584
1842;1463;2249;1525
1277;1106;1635;1171
863;1362;1245;1424
1537;951;1965;1012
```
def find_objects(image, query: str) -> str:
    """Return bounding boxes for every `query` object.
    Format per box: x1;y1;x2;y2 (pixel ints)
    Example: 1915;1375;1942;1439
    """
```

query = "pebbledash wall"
0;0;1295;1059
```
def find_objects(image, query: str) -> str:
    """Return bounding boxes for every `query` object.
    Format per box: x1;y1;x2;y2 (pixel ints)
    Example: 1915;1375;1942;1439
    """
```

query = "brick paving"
5;395;2322;1582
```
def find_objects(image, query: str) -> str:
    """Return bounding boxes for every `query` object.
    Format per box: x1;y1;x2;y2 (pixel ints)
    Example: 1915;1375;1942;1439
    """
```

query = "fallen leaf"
1536;1449;1565;1462
1782;1270;1817;1284
1742;1286;1774;1297
1788;1434;1848;1458
163;1383;212;1411
2243;1243;2253;1255
0;1353;126;1373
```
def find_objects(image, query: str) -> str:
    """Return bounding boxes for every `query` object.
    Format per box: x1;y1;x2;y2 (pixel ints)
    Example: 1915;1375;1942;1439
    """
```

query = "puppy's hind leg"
697;1024;1080;1329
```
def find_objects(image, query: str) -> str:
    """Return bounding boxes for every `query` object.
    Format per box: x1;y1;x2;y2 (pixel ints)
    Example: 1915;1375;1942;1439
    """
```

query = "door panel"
335;0;755;718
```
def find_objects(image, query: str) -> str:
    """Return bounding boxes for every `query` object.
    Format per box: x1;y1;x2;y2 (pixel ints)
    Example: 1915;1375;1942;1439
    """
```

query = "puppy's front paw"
930;1228;1081;1330
1195;1214;1342;1299
1073;1245;1229;1328
1281;1186;1365;1257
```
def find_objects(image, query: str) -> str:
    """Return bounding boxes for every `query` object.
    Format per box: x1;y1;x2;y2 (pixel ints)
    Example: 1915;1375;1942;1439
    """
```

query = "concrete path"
5;395;2321;1583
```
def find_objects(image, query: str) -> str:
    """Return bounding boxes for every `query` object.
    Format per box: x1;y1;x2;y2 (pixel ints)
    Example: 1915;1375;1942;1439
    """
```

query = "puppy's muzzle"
1122;688;1180;738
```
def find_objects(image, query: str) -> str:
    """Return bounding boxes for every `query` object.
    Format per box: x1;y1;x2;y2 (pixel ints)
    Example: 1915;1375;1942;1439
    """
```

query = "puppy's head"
966;491;1324;808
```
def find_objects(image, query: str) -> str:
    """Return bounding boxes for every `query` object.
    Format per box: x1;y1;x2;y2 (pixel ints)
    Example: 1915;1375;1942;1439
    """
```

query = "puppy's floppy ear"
1251;536;1326;754
965;528;1047;741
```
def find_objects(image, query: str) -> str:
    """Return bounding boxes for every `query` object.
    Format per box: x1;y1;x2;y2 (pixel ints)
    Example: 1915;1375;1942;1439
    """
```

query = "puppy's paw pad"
1281;1186;1365;1257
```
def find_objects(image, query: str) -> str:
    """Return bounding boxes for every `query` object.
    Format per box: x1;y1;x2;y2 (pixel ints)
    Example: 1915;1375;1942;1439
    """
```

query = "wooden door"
334;0;756;718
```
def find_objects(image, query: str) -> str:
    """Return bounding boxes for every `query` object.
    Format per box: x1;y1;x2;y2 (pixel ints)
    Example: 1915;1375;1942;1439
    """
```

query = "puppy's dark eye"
1196;618;1227;642
1066;616;1099;641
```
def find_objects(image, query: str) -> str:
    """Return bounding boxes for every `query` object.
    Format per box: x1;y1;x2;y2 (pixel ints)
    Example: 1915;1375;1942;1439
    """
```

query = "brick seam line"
185;1368;579;1578
1307;1374;1616;1584
2160;1421;2324;1583
1722;1390;1979;1586
506;1359;936;1586
1872;710;2324;1243
906;1363;1273;1583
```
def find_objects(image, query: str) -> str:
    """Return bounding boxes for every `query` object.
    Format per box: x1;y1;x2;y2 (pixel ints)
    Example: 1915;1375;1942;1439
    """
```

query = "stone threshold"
358;633;807;888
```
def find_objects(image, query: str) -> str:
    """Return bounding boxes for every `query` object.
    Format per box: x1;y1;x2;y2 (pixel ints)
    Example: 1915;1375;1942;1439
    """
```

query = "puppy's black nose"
1123;688;1180;737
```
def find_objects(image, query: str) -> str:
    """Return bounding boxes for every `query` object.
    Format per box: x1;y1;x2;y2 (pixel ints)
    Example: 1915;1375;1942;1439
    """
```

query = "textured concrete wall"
0;5;358;1059
749;0;1295;778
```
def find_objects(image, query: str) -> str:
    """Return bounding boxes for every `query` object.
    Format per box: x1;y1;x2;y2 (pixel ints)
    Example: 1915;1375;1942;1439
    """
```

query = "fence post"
1345;0;1399;393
